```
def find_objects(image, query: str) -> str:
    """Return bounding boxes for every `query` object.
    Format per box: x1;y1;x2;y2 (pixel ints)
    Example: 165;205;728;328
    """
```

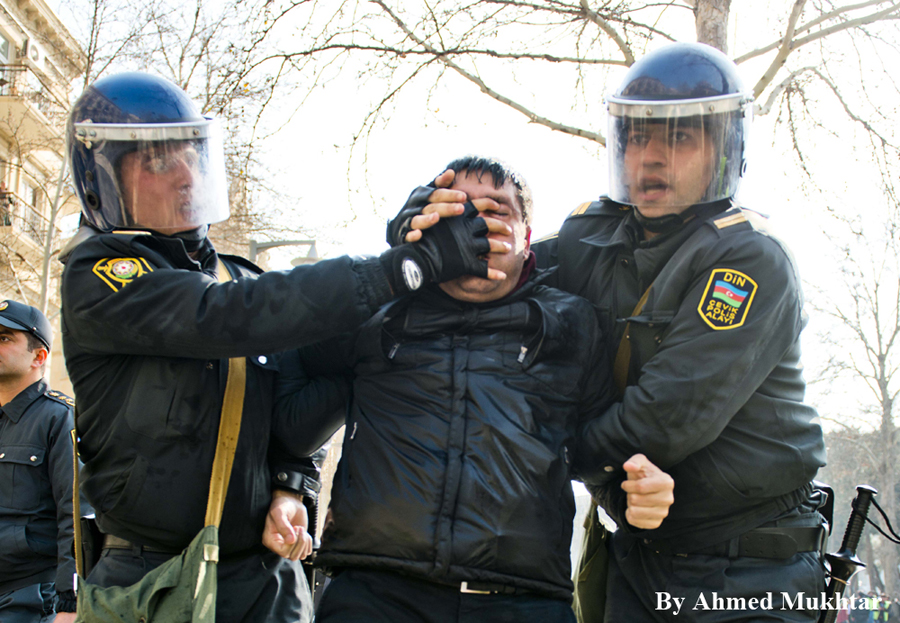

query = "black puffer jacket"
306;271;614;600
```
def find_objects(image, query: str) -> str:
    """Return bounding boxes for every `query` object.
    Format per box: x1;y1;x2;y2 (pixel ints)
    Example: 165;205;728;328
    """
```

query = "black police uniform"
60;229;395;623
534;198;827;622
0;379;83;622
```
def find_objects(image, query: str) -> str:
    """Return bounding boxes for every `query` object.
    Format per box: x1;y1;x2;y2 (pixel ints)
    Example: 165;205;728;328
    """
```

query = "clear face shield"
73;119;229;233
606;95;752;210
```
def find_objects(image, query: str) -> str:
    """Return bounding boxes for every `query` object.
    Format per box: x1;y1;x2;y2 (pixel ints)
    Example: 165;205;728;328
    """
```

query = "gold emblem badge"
93;257;154;292
0;301;8;311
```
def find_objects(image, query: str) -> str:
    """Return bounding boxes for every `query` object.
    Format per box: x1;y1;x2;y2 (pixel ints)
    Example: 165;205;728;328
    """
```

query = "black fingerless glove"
385;184;435;247
379;202;490;295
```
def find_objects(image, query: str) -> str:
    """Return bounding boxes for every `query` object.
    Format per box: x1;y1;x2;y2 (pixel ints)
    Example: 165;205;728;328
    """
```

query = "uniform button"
206;362;214;370
604;465;614;473
0;453;5;458
30;455;37;462
277;472;288;482
620;258;630;267
258;356;267;365
644;539;651;545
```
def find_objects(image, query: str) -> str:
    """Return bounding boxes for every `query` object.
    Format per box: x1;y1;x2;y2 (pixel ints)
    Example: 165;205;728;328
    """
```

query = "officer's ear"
31;345;48;369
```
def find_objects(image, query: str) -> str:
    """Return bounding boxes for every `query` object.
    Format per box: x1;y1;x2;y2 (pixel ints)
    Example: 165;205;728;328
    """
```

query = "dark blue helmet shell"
67;73;209;231
614;42;746;102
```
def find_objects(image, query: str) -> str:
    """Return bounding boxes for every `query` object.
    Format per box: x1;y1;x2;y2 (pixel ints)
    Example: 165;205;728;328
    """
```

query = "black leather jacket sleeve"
273;347;351;459
62;233;392;359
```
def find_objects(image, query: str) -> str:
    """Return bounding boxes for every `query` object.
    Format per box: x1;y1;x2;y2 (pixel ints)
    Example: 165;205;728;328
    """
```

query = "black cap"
0;300;52;350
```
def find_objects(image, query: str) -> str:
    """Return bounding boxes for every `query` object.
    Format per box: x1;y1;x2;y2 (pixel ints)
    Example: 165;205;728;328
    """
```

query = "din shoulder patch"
93;257;154;292
697;268;758;330
45;389;75;407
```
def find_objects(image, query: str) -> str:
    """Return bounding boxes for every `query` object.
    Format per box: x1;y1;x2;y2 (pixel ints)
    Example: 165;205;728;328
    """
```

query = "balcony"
0;190;48;249
0;64;68;144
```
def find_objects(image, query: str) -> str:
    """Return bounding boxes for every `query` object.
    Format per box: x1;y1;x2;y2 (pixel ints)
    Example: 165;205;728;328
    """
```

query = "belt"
103;534;182;555
459;581;528;595
643;526;827;560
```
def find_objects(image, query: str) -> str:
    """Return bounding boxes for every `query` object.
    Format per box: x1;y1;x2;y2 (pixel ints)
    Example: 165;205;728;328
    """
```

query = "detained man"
274;156;675;623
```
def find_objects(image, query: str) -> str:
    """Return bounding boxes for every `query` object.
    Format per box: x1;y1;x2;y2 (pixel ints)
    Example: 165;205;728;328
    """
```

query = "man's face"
119;142;202;234
439;170;530;303
0;328;41;381
624;120;715;218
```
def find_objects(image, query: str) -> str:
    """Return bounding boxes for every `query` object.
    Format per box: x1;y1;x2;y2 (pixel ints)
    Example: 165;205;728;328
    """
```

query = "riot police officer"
389;43;827;622
61;72;501;623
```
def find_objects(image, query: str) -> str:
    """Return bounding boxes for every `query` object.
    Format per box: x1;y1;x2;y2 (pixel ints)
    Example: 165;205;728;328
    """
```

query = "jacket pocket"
0;444;46;510
625;313;674;375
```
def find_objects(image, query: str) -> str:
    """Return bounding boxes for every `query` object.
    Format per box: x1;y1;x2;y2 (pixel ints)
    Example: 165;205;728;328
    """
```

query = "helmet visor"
606;95;751;208
74;119;229;232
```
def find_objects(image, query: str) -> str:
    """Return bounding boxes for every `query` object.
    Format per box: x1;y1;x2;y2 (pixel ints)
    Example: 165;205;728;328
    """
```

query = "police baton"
818;485;877;623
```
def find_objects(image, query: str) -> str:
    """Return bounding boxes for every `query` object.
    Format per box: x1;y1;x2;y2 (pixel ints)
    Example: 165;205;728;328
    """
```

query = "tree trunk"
694;0;731;53
864;531;885;593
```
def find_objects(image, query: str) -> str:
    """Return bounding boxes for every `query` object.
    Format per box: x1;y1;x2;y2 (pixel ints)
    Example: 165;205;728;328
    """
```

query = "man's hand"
387;169;512;246
54;613;77;623
621;453;674;530
263;490;314;561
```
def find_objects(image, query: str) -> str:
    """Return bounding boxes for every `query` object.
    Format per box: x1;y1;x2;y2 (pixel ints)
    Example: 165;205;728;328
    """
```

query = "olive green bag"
572;501;610;623
71;260;246;623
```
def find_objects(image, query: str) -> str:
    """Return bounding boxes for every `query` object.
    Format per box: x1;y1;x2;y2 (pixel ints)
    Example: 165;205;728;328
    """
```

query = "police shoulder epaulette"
111;229;151;236
712;209;747;229
713;207;769;232
566;199;625;220
567;201;594;218
532;231;558;244
45;389;75;407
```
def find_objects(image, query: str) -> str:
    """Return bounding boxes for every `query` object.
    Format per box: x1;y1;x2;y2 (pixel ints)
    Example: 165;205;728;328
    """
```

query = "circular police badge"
111;260;139;280
401;257;423;291
0;301;7;311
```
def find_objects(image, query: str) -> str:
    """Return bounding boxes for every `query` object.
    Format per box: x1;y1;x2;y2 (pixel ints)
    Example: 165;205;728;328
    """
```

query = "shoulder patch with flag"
698;268;757;330
92;257;154;292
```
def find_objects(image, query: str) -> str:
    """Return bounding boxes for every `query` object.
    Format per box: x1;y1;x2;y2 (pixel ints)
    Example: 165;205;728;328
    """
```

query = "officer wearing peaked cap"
0;300;90;623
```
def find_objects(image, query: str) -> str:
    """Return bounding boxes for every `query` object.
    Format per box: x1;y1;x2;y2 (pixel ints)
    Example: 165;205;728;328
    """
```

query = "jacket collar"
0;378;48;424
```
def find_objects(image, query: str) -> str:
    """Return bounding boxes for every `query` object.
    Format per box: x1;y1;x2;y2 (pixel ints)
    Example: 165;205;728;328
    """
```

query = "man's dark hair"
444;156;533;226
24;332;44;353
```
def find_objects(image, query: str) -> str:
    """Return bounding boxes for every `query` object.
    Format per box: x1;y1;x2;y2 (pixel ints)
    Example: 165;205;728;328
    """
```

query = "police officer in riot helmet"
61;72;503;623
605;41;750;234
388;42;827;623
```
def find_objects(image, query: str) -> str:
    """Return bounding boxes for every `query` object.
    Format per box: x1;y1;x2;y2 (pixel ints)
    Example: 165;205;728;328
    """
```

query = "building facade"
0;0;84;392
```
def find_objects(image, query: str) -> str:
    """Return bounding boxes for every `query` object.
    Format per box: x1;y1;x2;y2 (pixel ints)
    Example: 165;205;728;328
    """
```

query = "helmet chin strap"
633;201;730;235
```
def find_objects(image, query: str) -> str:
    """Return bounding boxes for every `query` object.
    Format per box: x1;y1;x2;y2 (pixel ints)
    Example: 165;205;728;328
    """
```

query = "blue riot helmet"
67;72;229;233
606;42;753;211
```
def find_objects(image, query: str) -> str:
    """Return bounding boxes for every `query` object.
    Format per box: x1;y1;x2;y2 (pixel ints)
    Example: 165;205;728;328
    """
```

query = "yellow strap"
612;282;654;397
205;260;247;527
71;428;83;578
